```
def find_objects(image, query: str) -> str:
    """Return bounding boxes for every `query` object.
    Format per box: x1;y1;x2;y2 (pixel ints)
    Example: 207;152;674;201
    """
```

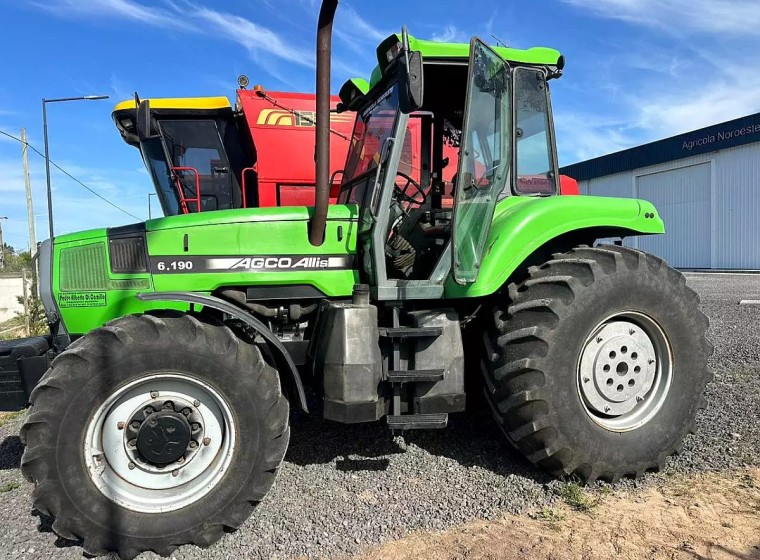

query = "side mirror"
136;99;154;140
398;50;423;114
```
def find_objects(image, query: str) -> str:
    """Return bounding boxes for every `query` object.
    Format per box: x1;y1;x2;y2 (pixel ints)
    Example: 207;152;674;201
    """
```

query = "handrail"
171;166;201;214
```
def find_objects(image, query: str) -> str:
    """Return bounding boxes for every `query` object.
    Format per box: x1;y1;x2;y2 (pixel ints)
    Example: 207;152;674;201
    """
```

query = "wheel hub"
123;397;205;471
136;410;192;465
84;374;235;513
579;320;657;417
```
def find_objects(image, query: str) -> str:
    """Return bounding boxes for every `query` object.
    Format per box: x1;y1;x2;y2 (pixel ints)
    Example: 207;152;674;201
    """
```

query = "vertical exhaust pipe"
310;0;339;246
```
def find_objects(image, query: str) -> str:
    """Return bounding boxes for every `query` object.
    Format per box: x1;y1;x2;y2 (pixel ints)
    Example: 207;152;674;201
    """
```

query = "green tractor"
12;1;711;557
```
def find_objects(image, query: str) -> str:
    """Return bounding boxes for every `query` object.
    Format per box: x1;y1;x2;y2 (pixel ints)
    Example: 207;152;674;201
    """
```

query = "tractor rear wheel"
20;311;289;559
482;245;712;482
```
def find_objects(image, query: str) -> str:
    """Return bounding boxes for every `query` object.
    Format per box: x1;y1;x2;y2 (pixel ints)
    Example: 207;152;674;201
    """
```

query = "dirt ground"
348;469;760;560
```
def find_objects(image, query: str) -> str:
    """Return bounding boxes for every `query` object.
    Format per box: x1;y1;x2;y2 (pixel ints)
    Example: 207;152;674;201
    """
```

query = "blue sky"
1;0;759;249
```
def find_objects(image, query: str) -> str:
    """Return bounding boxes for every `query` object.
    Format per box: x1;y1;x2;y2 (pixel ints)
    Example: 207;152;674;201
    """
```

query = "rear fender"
136;292;308;412
445;195;665;298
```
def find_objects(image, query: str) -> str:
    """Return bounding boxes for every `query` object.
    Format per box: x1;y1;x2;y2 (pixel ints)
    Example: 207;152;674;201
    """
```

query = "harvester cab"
7;1;712;558
114;96;252;214
112;90;354;214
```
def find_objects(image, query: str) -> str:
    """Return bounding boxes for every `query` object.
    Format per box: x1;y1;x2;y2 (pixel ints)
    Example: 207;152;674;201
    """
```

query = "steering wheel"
394;171;426;206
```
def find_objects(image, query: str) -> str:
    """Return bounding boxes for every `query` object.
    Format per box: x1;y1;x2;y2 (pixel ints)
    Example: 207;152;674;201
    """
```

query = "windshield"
140;137;179;216
338;86;399;205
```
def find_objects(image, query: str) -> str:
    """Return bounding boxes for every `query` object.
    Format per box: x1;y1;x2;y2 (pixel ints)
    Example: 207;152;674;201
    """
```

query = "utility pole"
21;128;37;258
0;217;6;270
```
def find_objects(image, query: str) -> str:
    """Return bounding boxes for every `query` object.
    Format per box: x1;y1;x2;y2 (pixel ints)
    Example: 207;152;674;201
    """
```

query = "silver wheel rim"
84;373;236;513
577;311;673;432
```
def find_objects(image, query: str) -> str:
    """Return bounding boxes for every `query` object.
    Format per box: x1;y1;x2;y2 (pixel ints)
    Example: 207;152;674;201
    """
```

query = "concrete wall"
0;276;26;323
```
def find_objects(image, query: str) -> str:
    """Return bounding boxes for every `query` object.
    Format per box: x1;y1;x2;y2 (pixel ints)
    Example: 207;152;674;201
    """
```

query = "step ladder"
382;307;448;431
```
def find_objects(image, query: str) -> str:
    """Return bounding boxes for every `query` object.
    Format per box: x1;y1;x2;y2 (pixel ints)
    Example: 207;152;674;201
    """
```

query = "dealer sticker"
59;292;107;308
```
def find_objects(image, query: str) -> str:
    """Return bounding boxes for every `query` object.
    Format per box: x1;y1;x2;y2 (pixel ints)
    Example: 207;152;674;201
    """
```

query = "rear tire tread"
483;245;713;483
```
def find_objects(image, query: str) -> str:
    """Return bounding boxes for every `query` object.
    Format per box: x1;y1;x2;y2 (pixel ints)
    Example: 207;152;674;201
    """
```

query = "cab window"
514;68;556;195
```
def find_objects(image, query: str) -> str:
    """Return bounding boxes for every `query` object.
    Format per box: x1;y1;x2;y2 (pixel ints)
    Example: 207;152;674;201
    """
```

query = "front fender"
136;291;308;412
445;195;664;298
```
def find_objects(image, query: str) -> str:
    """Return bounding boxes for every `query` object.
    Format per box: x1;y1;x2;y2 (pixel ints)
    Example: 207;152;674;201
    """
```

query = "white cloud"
633;70;760;136
32;0;383;88
333;3;391;59
32;0;195;30
336;4;388;43
0;160;27;192
109;74;132;103
562;0;760;35
33;0;315;70
191;5;314;68
554;111;636;164
431;25;468;44
555;0;760;162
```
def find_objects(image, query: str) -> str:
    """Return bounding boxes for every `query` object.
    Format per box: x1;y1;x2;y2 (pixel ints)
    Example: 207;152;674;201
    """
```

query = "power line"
0;129;141;221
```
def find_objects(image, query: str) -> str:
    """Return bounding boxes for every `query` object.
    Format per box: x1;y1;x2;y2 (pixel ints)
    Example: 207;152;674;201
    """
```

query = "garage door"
636;163;711;269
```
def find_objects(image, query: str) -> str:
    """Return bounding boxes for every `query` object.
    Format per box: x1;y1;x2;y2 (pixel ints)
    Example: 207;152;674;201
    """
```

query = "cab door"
452;39;512;284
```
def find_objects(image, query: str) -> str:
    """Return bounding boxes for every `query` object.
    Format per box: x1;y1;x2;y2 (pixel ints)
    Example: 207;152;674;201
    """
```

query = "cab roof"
112;96;231;113
111;97;233;147
369;34;564;87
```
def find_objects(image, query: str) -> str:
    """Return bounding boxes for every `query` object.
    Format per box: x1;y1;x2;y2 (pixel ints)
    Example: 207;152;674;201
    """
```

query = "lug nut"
163;401;174;410
172;470;179;477
144;407;154;415
128;439;137;448
177;456;185;463
117;421;125;430
189;441;198;449
150;391;159;398
128;462;136;470
192;423;201;431
203;437;211;446
182;408;191;416
131;421;140;429
193;399;200;407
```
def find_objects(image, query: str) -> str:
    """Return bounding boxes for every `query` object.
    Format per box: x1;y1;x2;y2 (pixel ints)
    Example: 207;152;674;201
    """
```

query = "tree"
2;244;33;273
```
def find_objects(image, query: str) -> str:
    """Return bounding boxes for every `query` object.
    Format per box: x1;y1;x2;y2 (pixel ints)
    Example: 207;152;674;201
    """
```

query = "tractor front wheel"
483;245;712;482
20;312;289;558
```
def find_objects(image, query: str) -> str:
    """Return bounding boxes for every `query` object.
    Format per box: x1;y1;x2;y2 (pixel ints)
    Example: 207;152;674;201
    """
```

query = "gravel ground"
0;273;758;560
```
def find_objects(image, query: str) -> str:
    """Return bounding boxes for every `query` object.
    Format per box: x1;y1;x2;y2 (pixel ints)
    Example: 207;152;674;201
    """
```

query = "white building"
561;114;760;270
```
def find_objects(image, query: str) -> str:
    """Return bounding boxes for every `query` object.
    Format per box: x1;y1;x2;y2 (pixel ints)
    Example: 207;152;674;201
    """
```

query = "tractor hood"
49;205;360;336
144;203;359;232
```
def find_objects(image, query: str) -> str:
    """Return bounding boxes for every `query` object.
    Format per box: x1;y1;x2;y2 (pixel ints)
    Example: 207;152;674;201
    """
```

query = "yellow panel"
112;97;231;112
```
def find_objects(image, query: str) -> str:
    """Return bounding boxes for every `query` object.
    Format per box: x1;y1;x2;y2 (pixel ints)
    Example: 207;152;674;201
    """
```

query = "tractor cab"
336;33;564;297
